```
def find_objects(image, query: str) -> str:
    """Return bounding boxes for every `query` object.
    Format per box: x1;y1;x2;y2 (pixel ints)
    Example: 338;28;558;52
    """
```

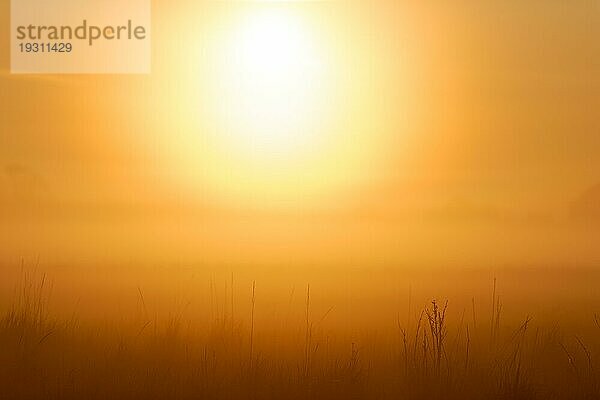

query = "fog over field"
2;1;600;399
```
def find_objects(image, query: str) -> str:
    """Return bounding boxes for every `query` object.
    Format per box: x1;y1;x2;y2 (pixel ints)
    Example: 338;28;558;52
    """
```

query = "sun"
213;8;330;161
154;2;400;209
175;5;347;207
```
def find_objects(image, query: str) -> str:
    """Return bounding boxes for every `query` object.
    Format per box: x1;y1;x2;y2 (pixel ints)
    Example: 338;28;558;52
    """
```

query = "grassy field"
2;269;600;400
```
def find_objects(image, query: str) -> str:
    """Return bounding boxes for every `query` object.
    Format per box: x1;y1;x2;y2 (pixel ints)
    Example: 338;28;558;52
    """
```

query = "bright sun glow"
162;3;398;208
215;9;329;161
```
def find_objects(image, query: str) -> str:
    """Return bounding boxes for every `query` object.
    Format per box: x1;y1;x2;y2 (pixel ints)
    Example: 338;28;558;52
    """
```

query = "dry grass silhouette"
2;272;600;400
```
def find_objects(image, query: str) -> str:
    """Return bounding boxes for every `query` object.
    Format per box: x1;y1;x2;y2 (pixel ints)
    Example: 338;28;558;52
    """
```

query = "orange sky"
1;1;599;267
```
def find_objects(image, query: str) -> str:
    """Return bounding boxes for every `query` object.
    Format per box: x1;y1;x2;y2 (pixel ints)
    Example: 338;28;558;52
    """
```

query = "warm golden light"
214;8;328;160
164;4;364;208
147;2;412;209
4;2;600;398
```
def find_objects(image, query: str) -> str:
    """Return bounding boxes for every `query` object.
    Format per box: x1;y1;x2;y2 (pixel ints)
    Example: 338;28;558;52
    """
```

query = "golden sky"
1;1;599;266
